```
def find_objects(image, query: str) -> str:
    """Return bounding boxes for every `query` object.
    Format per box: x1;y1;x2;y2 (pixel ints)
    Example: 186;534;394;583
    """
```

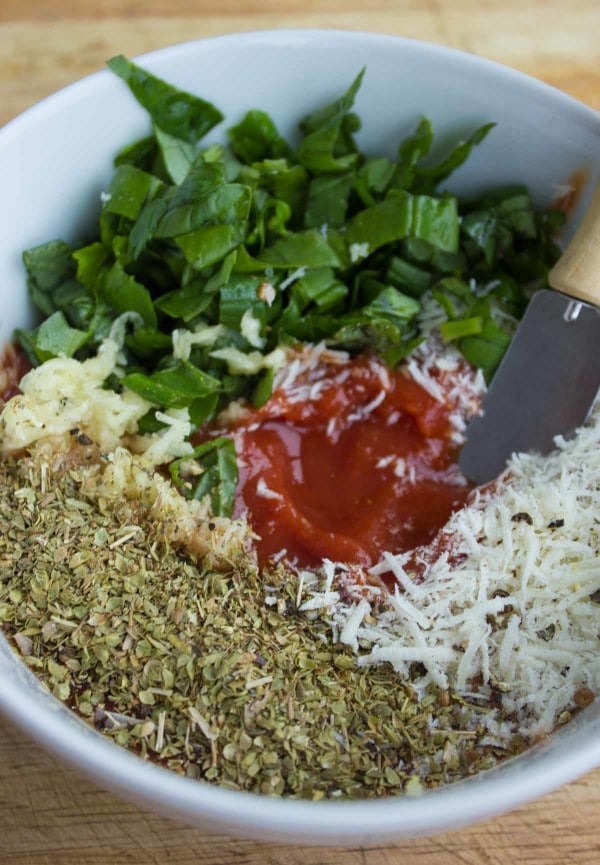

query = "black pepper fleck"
511;512;533;525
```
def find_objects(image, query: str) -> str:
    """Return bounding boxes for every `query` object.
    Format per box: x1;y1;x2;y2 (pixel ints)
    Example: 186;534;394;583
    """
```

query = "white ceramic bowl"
0;30;599;845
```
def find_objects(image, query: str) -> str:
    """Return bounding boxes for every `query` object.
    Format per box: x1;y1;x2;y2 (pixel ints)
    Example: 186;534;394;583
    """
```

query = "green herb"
123;360;221;409
26;311;89;362
170;436;238;516
0;455;527;798
107;55;223;143
17;60;564;484
228;110;291;164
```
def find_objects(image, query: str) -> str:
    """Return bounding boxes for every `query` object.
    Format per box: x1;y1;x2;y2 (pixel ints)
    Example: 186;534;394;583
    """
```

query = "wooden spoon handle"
549;181;600;306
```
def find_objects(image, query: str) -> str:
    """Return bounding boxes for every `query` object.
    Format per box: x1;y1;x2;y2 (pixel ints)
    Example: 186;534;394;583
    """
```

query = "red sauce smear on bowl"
0;344;31;403
210;352;473;570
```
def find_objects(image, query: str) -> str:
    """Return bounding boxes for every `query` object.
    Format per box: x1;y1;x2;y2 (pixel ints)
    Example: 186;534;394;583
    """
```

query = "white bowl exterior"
0;30;599;844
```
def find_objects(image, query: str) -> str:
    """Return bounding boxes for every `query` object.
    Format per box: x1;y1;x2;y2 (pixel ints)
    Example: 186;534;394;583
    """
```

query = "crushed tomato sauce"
213;352;474;570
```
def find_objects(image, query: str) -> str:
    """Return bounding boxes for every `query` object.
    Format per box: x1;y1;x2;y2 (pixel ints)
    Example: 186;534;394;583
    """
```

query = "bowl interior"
0;30;599;844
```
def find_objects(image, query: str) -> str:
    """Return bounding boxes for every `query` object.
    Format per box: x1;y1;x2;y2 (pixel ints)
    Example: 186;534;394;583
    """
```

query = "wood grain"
2;718;600;865
550;181;600;304
0;0;599;129
1;1;599;862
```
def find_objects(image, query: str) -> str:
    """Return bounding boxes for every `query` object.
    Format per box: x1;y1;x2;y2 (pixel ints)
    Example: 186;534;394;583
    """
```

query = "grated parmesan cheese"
300;406;600;737
393;458;407;478
409;336;486;443
256;477;283;501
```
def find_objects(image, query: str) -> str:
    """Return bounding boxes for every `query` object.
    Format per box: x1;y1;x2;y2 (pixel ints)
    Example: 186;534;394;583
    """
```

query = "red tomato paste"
218;351;473;569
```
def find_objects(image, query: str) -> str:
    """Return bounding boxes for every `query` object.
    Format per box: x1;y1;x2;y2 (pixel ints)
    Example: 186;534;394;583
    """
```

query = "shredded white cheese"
393;458;407;478
409;335;486;442
256;477;283;501
301;408;600;737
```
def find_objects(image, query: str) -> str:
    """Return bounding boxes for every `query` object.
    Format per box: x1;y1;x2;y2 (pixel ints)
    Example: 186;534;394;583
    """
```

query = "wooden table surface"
0;1;599;863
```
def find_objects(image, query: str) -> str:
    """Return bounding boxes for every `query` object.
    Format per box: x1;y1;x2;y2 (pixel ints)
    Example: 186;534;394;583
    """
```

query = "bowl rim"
1;28;599;844
4;662;600;842
1;27;599;145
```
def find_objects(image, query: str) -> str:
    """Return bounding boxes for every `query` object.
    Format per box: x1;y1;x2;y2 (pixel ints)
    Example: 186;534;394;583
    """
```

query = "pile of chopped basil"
18;56;563;476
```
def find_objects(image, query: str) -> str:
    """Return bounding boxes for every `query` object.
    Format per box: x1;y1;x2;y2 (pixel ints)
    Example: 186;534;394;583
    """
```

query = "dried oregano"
0;456;525;799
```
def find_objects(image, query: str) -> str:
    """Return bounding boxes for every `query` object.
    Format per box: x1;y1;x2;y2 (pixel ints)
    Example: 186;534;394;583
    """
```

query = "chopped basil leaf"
385;256;432;297
105;164;164;220
297;69;364;173
18;59;564;492
107;55;223;143
252;366;275;408
439;316;483;341
154;126;196;184
170;436;238;516
23;240;77;316
291;268;348;314
123;360;221;409
392;117;433;190
260;229;341;269
304;173;354;228
414;123;496;193
103;261;157;327
26;311;89;362
345;191;459;256
176;223;248;269
458;318;512;378
228;110;291;163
